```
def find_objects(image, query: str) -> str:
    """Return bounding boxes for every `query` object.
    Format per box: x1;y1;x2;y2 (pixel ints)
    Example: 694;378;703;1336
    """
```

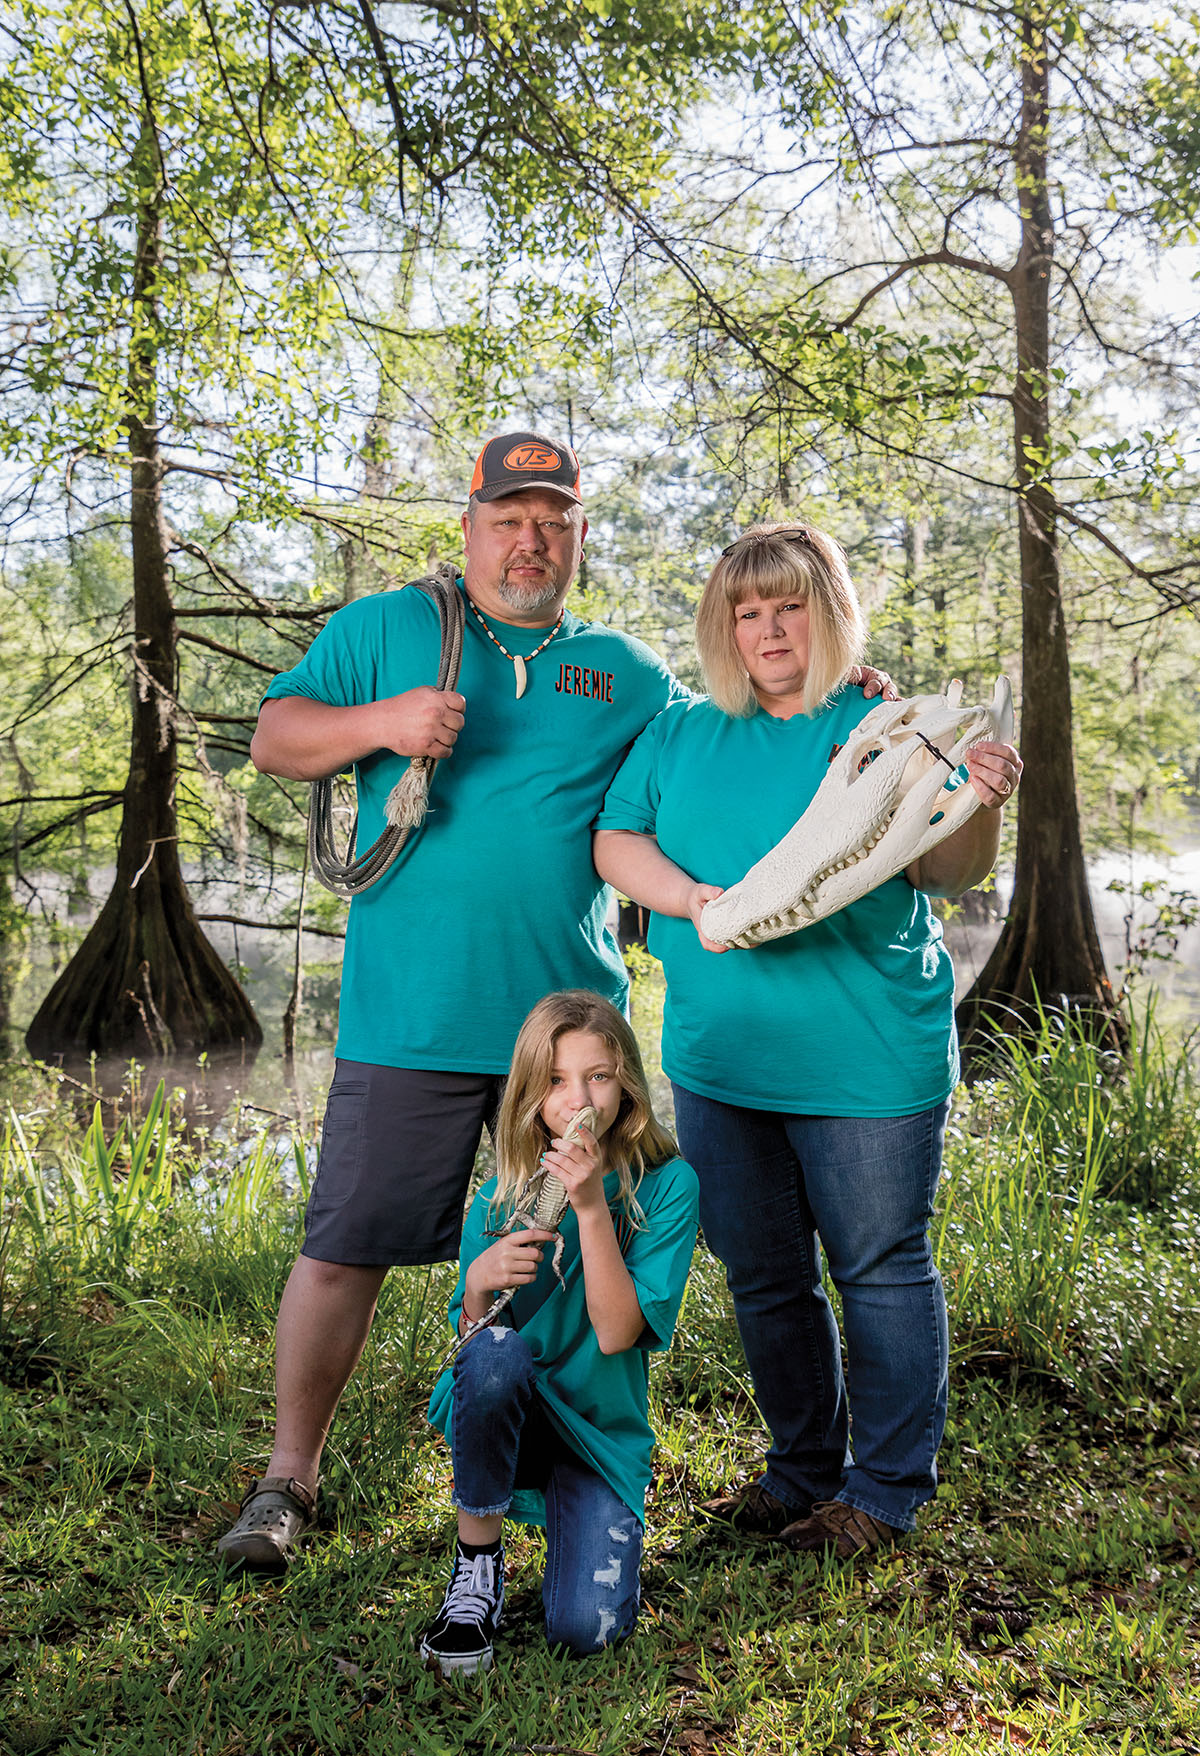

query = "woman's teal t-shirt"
427;1157;699;1527
595;691;959;1116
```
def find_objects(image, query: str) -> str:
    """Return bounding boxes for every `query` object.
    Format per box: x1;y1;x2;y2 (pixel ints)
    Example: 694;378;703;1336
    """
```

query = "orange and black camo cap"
469;431;582;506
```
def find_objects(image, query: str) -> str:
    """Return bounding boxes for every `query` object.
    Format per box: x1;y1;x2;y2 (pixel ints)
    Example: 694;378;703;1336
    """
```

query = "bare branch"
832;250;1014;333
1055;500;1200;609
356;0;418;203
173;605;328;620
187;711;263;726
18;794;124;851
175;628;280;674
0;789;123;808
196;911;344;940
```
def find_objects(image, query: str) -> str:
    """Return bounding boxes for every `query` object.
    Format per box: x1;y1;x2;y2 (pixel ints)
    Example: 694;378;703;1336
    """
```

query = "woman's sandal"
215;1475;316;1569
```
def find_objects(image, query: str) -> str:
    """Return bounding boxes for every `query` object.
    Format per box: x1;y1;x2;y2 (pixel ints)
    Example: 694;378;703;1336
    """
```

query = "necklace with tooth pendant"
466;595;564;698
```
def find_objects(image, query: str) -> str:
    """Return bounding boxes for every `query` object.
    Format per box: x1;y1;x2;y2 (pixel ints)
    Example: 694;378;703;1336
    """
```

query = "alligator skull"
700;676;1014;948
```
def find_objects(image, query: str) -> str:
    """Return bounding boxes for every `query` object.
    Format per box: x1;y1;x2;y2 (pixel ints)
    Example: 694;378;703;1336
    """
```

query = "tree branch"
174;605;329;621
1056;501;1200;609
175;629;281;674
196;911;345;940
19;794;123;851
0;789;123;809
356;0;420;203
832;250;1014;333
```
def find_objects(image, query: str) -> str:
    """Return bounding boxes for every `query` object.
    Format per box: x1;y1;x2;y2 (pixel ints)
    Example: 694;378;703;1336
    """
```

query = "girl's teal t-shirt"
595;691;959;1116
428;1157;700;1526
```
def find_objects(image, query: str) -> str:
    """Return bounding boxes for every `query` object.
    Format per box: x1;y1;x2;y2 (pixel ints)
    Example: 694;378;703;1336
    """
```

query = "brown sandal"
215;1475;316;1569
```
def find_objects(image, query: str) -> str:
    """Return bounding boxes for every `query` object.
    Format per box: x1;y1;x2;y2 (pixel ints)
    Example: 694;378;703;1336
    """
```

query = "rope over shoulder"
308;562;464;900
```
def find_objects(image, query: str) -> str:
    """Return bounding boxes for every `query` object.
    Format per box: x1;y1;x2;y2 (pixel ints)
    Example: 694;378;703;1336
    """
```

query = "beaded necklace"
465;594;564;698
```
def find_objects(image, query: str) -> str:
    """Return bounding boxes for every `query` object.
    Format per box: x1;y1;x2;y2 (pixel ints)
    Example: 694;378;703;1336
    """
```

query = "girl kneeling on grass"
422;990;699;1675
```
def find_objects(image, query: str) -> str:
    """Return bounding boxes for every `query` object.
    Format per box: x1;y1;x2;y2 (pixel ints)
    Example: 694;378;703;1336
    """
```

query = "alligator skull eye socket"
854;746;884;776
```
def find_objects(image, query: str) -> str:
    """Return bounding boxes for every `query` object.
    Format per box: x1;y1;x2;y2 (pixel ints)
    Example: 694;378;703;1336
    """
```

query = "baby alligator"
439;1105;598;1370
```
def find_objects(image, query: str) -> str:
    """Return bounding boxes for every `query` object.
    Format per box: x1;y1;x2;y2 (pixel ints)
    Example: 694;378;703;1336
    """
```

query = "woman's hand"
687;882;730;954
542;1124;607;1218
965;741;1023;811
848;664;900;702
462;1230;556;1320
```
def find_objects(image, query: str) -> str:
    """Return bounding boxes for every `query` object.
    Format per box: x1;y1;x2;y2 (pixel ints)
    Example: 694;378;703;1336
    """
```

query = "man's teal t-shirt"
428;1156;700;1526
595;691;959;1116
262;583;685;1071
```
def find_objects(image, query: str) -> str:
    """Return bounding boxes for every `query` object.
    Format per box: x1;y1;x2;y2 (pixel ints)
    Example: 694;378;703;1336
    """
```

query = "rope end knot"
384;759;432;831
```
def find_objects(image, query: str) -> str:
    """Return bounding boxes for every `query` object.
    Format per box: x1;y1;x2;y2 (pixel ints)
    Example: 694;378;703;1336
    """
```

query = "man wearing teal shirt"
216;432;687;1567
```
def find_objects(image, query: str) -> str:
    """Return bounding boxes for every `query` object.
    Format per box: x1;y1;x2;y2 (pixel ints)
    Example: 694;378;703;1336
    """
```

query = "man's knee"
294;1255;388;1290
284;1256;389;1315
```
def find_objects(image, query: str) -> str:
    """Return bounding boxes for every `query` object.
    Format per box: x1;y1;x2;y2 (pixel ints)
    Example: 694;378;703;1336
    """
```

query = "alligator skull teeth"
701;676;1014;948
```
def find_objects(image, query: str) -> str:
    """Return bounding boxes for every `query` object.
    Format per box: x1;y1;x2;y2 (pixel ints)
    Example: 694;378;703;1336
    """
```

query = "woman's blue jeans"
451;1325;642;1654
672;1085;950;1532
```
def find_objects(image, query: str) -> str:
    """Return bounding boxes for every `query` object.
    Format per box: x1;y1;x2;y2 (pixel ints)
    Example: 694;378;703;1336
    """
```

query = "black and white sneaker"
419;1542;505;1676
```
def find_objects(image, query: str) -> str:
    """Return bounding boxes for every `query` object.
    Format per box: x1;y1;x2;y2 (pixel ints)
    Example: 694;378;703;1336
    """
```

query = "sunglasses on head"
721;528;816;558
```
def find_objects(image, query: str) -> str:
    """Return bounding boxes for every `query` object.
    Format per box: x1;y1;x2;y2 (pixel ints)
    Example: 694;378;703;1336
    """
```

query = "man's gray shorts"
301;1060;505;1267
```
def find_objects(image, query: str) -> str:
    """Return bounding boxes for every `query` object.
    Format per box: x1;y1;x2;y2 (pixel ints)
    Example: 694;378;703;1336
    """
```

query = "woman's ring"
998;776;1011;796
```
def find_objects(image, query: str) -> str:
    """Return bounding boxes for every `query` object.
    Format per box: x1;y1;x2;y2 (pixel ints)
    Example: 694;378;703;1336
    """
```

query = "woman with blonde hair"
593;523;1021;1556
423;990;698;1674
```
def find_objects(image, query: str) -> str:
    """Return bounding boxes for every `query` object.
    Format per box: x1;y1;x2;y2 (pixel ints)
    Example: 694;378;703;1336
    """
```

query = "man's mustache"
504;555;555;577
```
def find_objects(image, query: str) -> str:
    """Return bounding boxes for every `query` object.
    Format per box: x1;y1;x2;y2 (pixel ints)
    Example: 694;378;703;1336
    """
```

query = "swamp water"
6;826;1200;1137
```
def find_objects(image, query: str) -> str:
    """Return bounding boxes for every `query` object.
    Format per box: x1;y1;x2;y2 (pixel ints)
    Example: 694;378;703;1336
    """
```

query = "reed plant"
937;994;1200;1417
967;991;1200;1209
0;1079;313;1380
936;1084;1106;1383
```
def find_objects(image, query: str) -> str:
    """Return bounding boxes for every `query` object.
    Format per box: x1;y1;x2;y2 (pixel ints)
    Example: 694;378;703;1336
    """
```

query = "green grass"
1;1008;1199;1756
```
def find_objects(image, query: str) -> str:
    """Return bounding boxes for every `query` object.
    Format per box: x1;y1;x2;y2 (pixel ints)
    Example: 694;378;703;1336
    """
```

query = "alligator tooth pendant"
701;675;1014;947
513;655;527;698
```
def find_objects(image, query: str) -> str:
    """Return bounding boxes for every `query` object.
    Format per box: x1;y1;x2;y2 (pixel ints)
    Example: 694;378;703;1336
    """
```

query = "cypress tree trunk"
0;866;14;1052
955;6;1122;1062
26;130;260;1059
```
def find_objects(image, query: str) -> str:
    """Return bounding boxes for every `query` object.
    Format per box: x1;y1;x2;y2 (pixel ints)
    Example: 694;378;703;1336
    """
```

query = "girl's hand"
463;1230;556;1316
687;882;730;954
965;740;1022;810
542;1125;607;1218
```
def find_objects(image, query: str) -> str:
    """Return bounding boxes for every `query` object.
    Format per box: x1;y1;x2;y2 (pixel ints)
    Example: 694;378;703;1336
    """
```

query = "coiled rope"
308;563;464;900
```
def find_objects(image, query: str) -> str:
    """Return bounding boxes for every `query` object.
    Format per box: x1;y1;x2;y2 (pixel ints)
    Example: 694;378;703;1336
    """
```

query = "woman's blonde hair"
492;989;676;1225
695;522;867;716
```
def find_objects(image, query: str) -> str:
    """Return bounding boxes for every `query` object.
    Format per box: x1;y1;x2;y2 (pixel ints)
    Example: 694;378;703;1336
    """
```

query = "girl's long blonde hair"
695;521;866;716
492;990;676;1225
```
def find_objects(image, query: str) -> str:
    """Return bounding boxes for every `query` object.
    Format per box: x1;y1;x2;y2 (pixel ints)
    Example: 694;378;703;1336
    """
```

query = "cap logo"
503;443;561;472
